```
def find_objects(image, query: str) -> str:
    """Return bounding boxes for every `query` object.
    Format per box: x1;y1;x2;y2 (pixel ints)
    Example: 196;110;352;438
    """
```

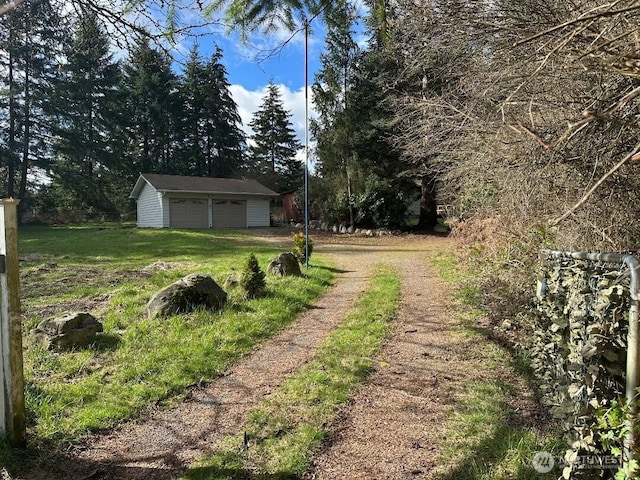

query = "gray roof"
130;174;280;199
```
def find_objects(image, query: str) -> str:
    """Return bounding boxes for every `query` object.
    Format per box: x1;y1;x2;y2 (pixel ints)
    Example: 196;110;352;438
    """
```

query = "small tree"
241;252;266;299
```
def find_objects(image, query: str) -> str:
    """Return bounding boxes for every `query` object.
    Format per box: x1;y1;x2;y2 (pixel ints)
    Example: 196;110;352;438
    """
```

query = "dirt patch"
13;234;544;480
23;294;113;323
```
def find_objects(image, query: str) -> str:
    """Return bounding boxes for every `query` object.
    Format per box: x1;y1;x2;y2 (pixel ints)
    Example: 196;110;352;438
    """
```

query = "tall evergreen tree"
0;0;64;218
121;35;179;177
248;82;302;192
179;44;245;178
311;1;359;226
199;47;246;177
179;45;206;175
51;10;123;214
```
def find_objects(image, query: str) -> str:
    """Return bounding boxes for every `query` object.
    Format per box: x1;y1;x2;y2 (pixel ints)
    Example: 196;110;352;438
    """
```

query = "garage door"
212;200;247;228
169;199;208;228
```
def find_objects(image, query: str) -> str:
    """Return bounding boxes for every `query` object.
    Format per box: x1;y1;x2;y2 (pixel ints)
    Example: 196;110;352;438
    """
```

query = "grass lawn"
428;251;566;479
16;225;334;446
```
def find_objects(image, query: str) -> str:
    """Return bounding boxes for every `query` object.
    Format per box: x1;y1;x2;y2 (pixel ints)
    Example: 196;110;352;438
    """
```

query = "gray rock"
340;226;348;234
332;225;338;233
267;252;302;276
146;273;227;318
32;312;103;350
346;226;354;234
224;272;241;289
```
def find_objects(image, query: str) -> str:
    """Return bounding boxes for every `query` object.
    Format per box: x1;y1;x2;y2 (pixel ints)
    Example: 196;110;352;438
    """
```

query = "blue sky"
166;14;329;148
130;2;367;163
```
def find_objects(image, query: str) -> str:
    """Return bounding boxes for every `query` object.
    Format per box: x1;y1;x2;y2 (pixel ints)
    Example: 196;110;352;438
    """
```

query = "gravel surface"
14;233;531;480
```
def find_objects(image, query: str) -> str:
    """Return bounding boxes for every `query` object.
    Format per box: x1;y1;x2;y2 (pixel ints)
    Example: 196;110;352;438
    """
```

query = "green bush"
293;232;313;263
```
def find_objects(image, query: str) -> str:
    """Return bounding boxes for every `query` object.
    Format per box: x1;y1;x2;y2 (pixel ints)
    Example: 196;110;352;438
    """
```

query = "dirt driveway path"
16;234;488;480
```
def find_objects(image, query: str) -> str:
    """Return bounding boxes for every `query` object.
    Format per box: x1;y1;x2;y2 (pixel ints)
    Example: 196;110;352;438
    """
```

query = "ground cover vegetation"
428;250;566;479
186;264;400;479
4;0;640;475
11;226;334;463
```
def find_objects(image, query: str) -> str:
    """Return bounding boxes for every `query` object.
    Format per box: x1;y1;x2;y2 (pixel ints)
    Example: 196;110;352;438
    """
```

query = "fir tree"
200;47;246;178
248;82;302;193
241;252;266;300
179;44;246;178
51;11;123;215
0;0;65;218
121;35;179;177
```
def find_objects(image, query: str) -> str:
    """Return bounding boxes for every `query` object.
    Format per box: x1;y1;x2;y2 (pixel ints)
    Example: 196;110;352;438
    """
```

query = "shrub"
241;253;266;299
292;232;313;263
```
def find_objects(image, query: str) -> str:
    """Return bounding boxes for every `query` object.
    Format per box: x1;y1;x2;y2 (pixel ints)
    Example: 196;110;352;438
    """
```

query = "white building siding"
136;183;164;228
247;198;271;227
162;196;170;227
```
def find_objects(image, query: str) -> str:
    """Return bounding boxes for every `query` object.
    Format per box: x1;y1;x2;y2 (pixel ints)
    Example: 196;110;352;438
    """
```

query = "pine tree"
178;45;246;178
0;0;64;219
199;47;246;178
178;45;206;176
311;1;359;226
51;10;123;215
121;35;179;177
240;252;266;300
248;82;302;192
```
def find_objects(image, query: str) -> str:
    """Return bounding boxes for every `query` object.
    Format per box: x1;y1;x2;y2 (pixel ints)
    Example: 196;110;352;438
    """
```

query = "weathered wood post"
0;199;25;447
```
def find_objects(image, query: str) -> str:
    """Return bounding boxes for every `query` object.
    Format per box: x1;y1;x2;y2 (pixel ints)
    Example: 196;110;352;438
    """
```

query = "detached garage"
129;173;279;229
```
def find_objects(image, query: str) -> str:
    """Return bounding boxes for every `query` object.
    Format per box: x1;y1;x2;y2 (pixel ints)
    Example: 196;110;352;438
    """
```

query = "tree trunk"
417;175;438;230
18;49;30;224
346;166;355;227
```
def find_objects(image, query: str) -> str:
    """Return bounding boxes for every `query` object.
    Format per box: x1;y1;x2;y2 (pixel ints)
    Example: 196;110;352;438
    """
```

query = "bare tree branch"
552;140;640;225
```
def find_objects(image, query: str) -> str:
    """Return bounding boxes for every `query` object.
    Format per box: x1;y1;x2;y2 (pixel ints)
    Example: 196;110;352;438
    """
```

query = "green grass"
16;225;335;446
427;250;566;480
437;347;566;479
186;264;401;479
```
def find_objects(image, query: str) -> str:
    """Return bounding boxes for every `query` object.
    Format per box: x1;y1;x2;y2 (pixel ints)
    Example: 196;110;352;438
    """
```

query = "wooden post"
0;199;25;447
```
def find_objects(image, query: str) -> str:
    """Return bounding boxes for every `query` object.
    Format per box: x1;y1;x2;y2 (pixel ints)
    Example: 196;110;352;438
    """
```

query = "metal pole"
304;18;310;269
540;249;640;466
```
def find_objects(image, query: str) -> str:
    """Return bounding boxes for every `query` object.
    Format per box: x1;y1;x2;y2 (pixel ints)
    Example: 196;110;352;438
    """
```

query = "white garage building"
130;173;279;229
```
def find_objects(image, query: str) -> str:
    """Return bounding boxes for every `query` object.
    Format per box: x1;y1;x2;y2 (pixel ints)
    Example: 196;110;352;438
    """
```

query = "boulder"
224;272;241;289
146;273;227;319
32;312;103;350
267;252;302;277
